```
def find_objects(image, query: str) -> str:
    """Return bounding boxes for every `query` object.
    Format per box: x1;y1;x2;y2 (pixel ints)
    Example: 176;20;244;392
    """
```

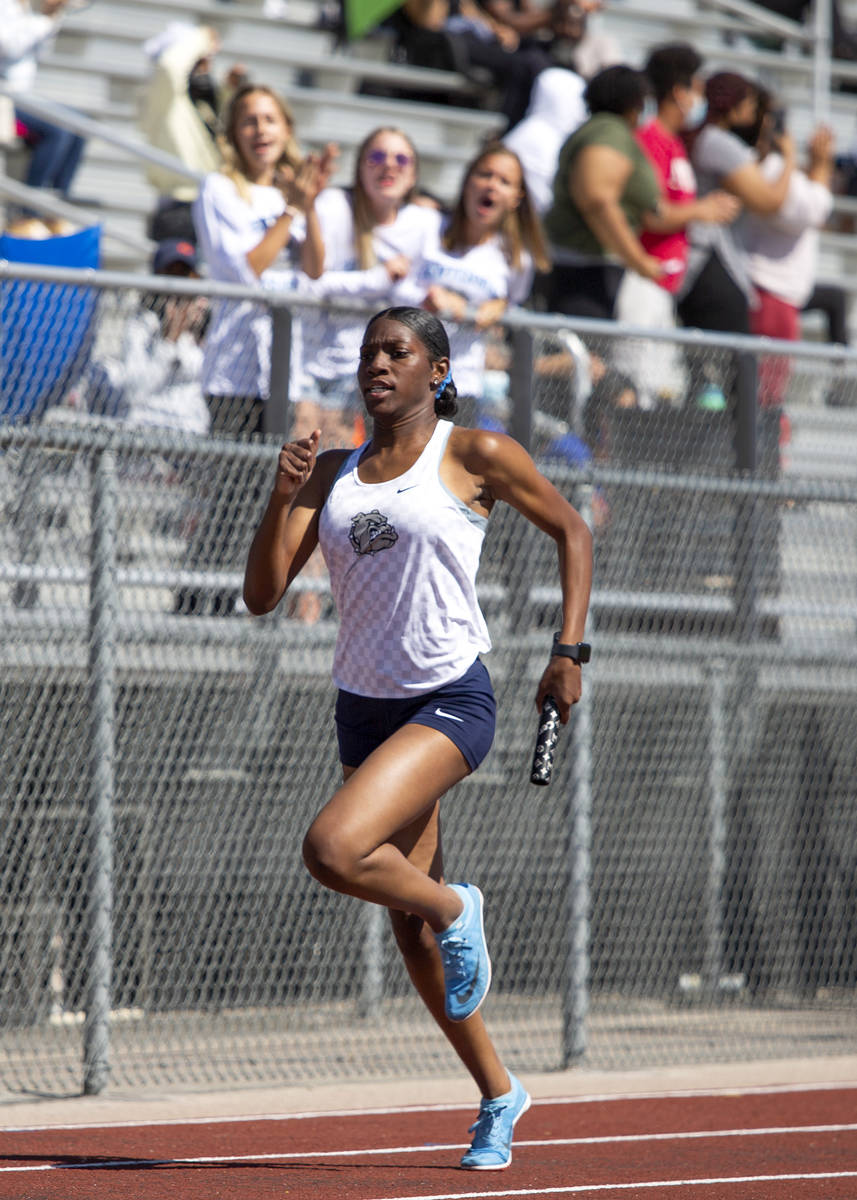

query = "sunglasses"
365;149;414;169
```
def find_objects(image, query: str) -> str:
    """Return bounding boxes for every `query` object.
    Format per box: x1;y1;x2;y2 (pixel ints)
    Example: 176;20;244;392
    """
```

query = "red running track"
1;1083;855;1200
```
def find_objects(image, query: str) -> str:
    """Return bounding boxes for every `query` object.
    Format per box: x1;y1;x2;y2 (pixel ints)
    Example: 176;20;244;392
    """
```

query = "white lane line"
364;1173;857;1200
0;1122;854;1174
3;1079;856;1132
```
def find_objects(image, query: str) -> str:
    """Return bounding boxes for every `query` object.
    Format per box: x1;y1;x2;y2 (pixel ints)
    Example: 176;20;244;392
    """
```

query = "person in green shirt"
544;64;664;318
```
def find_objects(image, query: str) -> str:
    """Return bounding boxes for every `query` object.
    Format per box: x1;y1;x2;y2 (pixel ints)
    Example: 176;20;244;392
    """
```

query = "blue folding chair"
0;225;101;421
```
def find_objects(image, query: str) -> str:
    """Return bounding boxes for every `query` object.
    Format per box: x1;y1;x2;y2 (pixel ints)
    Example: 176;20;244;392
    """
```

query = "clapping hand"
384;254;411;282
279;155;325;213
423;285;467;321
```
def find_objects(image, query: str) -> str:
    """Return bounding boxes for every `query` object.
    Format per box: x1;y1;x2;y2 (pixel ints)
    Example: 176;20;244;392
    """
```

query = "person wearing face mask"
678;73;795;343
140;23;249;244
609;43;740;406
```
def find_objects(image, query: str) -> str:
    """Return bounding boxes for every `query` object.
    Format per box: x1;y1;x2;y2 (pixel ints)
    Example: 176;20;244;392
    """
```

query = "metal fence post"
703;658;728;998
562;678;592;1065
734;349;758;473
562;484;593;1066
84;447;117;1095
359;906;385;1019
733;350;760;641
265;302;293;441
508;326;535;452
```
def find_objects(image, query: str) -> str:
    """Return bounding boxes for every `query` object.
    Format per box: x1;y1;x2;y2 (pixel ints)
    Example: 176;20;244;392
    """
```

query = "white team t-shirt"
394;223;533;399
300;189;442;388
318;420;491;697
193;172;305;398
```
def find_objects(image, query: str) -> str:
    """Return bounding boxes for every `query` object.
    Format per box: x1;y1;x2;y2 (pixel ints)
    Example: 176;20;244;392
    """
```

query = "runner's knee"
302;820;358;887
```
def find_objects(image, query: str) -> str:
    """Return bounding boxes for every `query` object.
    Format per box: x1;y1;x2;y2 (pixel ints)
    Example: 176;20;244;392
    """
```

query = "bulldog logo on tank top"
348;510;398;557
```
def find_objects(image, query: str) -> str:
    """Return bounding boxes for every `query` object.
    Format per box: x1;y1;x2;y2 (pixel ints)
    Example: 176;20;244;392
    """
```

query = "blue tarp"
1;225;101;420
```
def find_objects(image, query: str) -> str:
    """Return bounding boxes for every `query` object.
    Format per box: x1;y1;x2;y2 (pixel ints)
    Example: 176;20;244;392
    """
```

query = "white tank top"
318;420;491;698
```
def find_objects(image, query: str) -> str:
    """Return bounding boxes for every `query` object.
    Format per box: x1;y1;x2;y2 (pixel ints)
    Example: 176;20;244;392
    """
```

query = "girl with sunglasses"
294;127;442;444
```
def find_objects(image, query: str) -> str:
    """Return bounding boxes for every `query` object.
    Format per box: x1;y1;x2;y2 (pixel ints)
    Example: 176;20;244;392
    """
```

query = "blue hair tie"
435;370;453;400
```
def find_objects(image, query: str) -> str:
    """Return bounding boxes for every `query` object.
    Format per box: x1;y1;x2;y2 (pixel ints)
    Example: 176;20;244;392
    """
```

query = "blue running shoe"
434;883;491;1022
461;1073;531;1169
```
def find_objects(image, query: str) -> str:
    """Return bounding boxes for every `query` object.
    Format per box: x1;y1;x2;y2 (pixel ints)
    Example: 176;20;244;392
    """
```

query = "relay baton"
530;695;561;786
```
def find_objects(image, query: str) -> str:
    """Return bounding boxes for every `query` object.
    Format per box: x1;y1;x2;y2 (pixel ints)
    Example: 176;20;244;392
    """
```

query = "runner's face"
357;319;446;419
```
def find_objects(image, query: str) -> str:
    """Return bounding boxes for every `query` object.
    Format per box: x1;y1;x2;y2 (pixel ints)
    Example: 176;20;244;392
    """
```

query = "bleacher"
7;0;857;314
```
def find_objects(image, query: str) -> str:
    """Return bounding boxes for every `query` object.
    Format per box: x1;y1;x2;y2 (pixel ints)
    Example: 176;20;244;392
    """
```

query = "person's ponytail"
434;377;458;419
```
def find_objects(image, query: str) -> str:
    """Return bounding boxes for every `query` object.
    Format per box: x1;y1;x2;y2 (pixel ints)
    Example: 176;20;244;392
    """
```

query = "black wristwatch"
551;633;591;665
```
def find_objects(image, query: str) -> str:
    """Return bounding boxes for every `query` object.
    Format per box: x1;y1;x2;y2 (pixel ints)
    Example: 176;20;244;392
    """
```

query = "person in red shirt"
612;43;739;407
639;43;740;291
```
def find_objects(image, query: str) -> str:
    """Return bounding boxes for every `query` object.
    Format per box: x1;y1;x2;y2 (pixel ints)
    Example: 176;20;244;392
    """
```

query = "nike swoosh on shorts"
434;707;464;723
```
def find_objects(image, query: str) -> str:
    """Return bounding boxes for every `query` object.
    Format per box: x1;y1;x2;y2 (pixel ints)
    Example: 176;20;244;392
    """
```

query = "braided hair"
365;307;458;418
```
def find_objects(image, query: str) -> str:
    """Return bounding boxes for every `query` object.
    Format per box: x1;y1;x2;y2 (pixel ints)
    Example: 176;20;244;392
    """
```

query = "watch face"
578;643;591;663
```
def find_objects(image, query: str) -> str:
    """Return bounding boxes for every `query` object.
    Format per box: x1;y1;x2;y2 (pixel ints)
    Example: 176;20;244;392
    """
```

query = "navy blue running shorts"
335;658;496;772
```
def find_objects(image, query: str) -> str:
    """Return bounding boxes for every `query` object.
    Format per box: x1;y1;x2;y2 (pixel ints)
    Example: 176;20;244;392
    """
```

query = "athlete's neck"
367;410;437;456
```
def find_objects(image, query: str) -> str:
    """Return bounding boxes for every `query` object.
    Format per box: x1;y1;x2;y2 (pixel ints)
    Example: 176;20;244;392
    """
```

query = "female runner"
243;306;592;1169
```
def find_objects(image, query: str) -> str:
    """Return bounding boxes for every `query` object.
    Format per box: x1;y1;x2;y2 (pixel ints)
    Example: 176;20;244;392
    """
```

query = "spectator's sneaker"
434;883;491;1022
460;1073;531;1170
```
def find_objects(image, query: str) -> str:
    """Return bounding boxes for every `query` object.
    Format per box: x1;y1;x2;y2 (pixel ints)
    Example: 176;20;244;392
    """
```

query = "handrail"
702;0;835;119
0;259;854;361
0;174;154;256
0;87;203;184
701;0;812;43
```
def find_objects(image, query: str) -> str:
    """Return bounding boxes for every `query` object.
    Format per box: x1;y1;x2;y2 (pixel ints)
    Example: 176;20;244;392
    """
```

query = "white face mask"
639;97;657;126
683;95;708;129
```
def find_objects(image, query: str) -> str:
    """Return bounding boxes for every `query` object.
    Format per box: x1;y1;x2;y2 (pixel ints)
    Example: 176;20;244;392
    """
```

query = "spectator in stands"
738;96;835;409
189;84;331;615
393;142;550;426
678;73;795;345
0;0;85;205
297;127;441;443
87;238;211;434
192;83;332;437
610;42;740;406
502;66;587;214
549;0;623;80
140;22;249;244
543;64;664;320
394;0;551;128
471;0;614;70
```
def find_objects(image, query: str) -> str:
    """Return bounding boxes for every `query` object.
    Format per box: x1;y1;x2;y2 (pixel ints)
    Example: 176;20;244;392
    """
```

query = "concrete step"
786;404;857;480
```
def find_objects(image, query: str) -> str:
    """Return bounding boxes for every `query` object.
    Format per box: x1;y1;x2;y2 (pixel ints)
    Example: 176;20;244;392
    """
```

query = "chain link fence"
2;262;857;1098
